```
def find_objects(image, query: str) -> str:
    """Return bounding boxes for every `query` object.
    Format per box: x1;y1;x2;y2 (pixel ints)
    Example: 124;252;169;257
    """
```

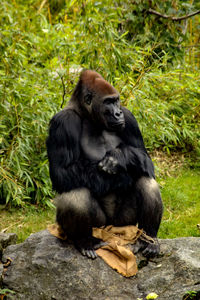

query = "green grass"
0;167;199;243
0;206;55;243
158;169;200;238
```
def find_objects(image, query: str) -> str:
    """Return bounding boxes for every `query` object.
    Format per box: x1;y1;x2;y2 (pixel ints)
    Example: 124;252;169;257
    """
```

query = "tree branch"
60;75;66;108
148;8;200;21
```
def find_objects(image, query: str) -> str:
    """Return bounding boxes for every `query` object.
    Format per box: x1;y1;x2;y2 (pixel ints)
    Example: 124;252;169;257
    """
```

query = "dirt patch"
151;150;186;177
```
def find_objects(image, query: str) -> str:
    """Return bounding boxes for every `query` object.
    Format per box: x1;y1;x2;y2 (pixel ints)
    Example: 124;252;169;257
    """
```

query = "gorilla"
46;70;163;259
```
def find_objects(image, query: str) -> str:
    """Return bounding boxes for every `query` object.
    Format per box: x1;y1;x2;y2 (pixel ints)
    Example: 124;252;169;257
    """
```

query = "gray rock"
0;232;17;286
2;230;200;300
0;263;3;287
0;232;17;288
0;244;2;261
0;233;17;250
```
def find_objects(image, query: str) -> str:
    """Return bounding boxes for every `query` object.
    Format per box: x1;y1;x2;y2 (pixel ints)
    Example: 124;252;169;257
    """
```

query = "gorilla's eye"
104;98;113;105
104;97;119;105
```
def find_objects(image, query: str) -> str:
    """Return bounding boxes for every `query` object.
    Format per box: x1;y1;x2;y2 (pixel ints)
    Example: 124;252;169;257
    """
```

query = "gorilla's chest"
80;120;122;161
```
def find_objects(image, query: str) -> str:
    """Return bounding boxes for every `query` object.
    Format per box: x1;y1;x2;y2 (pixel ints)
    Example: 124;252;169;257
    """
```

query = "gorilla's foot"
130;238;160;258
142;239;160;257
75;236;106;259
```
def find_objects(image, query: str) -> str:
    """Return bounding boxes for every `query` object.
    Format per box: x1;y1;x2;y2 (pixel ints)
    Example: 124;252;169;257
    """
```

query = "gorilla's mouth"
107;121;125;131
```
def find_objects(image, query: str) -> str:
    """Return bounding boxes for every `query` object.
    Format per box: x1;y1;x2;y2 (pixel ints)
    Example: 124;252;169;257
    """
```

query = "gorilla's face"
101;95;125;131
83;92;125;131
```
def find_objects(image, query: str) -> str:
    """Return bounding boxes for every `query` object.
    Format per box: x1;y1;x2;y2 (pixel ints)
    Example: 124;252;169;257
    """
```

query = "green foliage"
0;288;15;299
127;69;200;155
183;290;200;300
120;0;200;62
0;0;199;206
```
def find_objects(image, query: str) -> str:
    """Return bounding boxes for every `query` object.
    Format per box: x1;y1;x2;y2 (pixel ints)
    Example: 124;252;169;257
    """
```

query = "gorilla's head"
71;70;125;131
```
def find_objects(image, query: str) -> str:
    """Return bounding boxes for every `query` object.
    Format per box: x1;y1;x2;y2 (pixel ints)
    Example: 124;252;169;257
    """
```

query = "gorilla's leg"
135;176;163;257
55;188;106;259
114;177;162;257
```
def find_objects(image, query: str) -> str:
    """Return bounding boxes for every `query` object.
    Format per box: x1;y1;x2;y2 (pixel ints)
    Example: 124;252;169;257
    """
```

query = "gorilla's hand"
98;150;126;175
98;156;118;174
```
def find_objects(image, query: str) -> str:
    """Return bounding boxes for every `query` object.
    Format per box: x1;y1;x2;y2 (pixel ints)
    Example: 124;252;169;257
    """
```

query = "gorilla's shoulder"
121;106;139;127
50;108;82;127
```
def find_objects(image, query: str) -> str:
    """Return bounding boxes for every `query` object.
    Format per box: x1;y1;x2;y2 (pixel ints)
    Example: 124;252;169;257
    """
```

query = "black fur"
46;70;163;258
46;108;154;195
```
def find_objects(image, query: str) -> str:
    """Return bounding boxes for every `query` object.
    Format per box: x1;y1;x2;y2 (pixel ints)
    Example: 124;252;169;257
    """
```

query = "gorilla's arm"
46;109;83;193
118;107;155;178
101;107;155;178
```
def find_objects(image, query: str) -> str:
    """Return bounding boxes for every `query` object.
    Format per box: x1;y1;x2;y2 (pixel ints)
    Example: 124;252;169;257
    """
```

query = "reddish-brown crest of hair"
80;70;117;96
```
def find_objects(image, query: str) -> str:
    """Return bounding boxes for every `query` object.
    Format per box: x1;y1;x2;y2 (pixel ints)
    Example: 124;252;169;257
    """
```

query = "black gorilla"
46;70;163;259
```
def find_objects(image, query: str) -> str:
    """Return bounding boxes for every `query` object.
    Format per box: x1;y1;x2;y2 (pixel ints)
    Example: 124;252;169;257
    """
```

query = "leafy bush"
0;0;199;206
127;69;200;155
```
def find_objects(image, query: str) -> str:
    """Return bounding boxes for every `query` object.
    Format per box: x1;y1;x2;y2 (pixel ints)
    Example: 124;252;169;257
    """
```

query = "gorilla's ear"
84;91;93;105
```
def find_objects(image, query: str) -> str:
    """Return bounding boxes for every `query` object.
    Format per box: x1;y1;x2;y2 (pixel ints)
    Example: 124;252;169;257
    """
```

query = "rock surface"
0;233;17;258
0;232;17;287
1;230;200;300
